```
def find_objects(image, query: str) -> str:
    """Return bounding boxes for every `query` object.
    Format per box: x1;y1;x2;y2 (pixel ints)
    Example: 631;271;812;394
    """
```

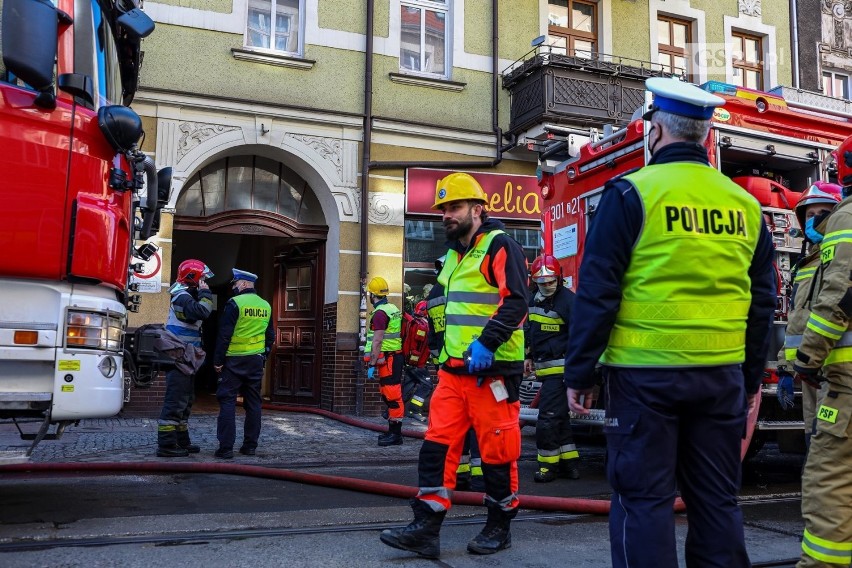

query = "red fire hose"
0;403;686;515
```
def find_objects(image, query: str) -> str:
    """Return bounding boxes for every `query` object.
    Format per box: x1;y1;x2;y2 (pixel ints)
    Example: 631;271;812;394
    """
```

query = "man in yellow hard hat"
365;275;405;446
380;172;530;558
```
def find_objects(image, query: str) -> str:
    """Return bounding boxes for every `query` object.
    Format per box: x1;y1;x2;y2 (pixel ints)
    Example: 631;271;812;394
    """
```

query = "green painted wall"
319;0;363;35
611;1;651;61
140;25;364;114
154;0;232;11
756;0;793;87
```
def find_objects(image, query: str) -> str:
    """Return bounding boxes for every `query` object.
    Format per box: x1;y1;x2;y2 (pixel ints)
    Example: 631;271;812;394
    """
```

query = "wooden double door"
271;243;324;405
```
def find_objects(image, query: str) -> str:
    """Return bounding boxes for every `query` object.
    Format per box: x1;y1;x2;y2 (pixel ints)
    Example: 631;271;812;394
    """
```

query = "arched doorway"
173;154;328;406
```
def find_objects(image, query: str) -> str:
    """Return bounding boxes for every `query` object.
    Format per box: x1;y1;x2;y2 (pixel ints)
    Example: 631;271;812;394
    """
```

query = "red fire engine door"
271;244;324;405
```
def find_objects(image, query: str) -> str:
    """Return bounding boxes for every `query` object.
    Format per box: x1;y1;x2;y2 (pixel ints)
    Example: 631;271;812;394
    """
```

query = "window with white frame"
823;71;851;100
400;1;449;77
246;0;303;55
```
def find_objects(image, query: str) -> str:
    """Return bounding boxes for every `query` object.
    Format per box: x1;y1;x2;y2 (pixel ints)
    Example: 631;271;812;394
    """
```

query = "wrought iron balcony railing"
502;47;679;135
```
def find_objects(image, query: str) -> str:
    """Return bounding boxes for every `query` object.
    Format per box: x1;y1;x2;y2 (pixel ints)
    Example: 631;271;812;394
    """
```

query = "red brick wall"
120;371;166;418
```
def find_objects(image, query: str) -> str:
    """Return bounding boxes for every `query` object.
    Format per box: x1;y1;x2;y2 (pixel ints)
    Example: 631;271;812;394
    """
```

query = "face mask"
232;285;241;295
537;281;558;297
647;125;661;156
805;217;824;244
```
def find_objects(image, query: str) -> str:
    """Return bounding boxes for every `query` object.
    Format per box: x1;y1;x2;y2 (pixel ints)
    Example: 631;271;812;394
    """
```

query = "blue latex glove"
467;340;494;374
367;366;376;380
776;373;794;410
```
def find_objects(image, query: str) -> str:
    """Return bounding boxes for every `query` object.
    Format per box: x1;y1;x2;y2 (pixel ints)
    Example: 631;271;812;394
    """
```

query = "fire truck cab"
536;81;852;456
0;0;163;455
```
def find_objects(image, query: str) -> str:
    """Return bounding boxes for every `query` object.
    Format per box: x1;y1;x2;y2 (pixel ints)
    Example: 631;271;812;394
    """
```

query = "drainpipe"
357;0;376;417
790;0;800;89
368;0;513;172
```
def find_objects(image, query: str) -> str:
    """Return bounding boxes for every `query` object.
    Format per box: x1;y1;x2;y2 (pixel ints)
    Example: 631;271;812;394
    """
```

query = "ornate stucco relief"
738;0;762;17
368;193;405;227
176;122;240;161
285;134;343;180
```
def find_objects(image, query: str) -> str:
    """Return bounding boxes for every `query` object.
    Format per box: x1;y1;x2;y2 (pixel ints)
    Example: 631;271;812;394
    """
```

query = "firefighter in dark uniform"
563;78;776;568
213;269;274;459
526;254;579;482
380;172;530;559
157;259;214;458
793;134;852;567
365;276;405;446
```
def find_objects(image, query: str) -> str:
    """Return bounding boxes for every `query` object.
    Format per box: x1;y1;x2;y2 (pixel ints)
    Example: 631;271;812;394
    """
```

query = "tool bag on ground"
401;312;430;368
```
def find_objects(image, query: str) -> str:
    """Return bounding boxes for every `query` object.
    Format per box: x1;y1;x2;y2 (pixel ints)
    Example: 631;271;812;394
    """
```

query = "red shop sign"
406;168;541;221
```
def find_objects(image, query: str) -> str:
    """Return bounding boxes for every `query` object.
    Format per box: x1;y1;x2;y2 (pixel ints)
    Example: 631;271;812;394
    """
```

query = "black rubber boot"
380;499;446;559
378;421;403;446
559;459;580;480
177;427;200;454
467;500;517;555
533;466;557;483
156;445;189;458
470;473;485;492
157;424;188;457
455;471;471;491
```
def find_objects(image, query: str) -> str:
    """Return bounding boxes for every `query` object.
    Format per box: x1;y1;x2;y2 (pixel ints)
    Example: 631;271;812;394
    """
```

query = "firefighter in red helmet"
525;254;580;482
157;259;214;457
793;136;852;566
777;182;842;448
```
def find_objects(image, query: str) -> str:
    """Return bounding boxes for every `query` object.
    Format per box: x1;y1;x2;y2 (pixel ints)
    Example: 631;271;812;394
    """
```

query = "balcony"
502;48;677;135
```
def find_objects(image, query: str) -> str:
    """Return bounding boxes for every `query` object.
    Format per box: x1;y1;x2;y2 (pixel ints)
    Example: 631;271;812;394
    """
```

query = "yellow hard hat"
432;172;488;210
367;276;389;296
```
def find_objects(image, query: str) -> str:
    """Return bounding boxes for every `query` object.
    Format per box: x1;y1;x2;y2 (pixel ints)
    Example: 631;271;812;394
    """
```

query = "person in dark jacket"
381;172;530;559
213;269;275;459
525;254;579;482
157;259;214;458
564;78;776;568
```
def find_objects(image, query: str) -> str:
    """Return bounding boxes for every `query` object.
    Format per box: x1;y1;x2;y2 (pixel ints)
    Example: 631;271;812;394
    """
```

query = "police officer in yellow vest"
365;276;405;446
213;269;274;459
792;134;852;568
563;78;777;568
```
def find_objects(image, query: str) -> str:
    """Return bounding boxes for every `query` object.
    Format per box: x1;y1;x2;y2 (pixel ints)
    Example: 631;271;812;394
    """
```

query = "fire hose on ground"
0;402;692;516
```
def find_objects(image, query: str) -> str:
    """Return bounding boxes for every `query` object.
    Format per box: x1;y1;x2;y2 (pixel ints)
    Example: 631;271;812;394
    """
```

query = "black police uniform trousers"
603;366;750;568
216;354;265;451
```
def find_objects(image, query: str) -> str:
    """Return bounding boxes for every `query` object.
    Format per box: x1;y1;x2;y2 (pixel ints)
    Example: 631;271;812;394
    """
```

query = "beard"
444;209;474;241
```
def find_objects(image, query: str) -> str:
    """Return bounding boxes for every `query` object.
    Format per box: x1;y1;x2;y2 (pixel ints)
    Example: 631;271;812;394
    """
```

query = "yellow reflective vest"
366;302;403;353
226;294;272;356
438;230;525;365
600;162;763;367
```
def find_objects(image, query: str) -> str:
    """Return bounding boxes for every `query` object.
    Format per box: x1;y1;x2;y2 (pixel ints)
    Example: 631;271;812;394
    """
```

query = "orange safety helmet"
837;134;852;189
530;254;562;283
795;181;842;228
176;259;207;287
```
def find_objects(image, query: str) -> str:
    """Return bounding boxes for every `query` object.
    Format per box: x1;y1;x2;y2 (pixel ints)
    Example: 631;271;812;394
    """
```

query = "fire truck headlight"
98;356;118;379
66;311;125;352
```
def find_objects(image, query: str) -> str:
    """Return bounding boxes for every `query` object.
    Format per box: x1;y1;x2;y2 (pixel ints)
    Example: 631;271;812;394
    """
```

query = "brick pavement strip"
0;412;427;465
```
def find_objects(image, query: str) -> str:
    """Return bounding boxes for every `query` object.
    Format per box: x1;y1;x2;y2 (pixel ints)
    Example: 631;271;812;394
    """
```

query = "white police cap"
642;77;725;120
231;268;258;283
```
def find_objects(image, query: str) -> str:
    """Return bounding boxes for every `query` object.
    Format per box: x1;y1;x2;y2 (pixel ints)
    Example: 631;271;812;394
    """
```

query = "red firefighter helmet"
177;259;207;287
795;181;842;228
530;254;562;283
837;135;852;189
414;300;428;318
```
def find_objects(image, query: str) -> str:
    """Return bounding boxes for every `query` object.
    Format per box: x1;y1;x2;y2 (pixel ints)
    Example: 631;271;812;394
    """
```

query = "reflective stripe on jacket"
366;302;403;353
165;289;213;347
226;293;272;356
526;286;574;378
438;229;525;365
600;162;763;367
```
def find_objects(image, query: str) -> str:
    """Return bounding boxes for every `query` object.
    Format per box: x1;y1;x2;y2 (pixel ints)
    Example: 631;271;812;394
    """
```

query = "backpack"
401;312;430;368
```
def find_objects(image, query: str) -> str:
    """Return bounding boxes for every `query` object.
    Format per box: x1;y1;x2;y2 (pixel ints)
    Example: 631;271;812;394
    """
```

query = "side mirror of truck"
1;0;60;109
117;8;156;39
97;105;143;154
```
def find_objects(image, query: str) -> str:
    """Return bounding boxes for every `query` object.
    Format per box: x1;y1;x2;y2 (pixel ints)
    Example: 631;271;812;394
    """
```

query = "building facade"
125;0;795;417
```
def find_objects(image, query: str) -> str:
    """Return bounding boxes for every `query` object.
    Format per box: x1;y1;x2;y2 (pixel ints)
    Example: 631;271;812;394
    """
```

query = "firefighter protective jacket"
779;250;821;368
437;218;530;376
795;196;852;392
165;287;213;346
563;142;777;393
525;285;575;379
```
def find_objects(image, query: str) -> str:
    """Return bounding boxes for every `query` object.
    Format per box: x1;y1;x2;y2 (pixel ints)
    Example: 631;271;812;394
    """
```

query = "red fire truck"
0;0;165;454
534;81;852;456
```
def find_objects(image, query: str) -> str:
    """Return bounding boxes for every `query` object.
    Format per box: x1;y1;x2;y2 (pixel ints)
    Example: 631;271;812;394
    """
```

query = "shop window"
402;218;540;313
823;71;851;100
546;0;597;58
176;155;324;225
657;15;691;80
731;31;763;90
246;0;303;56
400;0;449;77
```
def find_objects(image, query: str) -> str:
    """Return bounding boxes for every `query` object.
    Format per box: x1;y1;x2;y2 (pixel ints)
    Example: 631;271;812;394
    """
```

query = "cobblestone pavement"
0;410;428;465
